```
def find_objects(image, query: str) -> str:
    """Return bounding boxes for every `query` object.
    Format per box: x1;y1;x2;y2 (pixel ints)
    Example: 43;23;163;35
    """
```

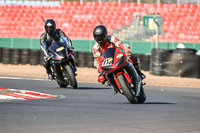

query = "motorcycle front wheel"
64;65;78;89
52;64;68;88
117;74;138;104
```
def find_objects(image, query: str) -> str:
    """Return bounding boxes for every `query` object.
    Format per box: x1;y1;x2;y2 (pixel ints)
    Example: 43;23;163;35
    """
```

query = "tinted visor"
46;26;55;33
95;34;106;43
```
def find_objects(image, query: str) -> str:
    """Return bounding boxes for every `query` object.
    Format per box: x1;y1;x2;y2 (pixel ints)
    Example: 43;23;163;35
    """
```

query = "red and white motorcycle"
99;47;146;104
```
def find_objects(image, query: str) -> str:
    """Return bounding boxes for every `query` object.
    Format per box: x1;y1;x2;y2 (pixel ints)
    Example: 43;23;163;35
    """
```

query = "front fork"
108;70;132;94
51;63;64;81
124;61;142;96
112;62;142;96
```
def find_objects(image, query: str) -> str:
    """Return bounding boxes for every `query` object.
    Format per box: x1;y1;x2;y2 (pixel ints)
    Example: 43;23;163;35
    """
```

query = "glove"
97;67;102;73
127;56;132;63
125;49;132;57
69;46;74;51
69;47;74;54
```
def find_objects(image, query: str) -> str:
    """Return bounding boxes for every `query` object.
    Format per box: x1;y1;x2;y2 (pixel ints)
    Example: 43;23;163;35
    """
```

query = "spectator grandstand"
0;0;200;43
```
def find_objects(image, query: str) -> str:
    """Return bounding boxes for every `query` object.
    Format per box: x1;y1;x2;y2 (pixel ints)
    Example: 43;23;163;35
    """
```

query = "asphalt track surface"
0;77;200;133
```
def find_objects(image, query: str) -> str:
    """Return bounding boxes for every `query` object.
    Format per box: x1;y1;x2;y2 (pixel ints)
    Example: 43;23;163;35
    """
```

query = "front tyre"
64;65;78;89
52;64;68;88
117;74;137;104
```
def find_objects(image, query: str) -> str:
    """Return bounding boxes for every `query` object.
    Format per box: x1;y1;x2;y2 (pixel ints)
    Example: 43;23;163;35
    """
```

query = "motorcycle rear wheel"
57;80;68;88
137;86;146;103
64;65;78;89
117;74;138;104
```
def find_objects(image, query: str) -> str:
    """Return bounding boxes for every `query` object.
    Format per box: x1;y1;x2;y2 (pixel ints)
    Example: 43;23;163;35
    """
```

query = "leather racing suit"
92;35;143;83
40;29;75;77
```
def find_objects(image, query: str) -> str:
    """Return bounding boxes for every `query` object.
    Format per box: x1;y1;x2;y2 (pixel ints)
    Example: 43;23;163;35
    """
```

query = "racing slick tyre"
64;65;78;89
117;74;138;104
52;64;67;88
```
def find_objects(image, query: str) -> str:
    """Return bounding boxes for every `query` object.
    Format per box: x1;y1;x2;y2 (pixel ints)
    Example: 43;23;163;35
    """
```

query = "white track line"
0;88;57;101
0;76;87;83
0;76;46;81
0;94;25;100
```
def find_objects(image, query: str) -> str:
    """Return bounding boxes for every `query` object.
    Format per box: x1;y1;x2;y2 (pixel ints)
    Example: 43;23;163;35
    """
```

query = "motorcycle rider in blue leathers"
40;19;76;80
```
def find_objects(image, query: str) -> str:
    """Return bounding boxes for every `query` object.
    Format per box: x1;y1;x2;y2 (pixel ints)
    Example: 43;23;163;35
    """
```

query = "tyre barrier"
135;54;150;71
86;52;94;68
76;51;87;67
0;48;150;70
0;48;95;67
173;48;197;55
21;49;30;65
150;48;173;76
165;54;200;78
40;51;44;66
2;48;12;64
11;49;21;65
150;48;200;78
2;48;199;78
30;49;41;65
0;47;2;63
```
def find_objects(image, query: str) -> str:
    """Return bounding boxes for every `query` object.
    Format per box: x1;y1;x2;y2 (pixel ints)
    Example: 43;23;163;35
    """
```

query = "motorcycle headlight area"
101;65;114;71
54;53;65;60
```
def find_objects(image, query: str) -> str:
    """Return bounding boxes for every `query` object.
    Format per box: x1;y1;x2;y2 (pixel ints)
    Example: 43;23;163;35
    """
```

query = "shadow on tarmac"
144;102;175;105
76;87;111;90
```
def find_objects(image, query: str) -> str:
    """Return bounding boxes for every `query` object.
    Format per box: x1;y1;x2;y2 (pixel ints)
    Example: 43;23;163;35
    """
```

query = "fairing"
48;41;70;62
100;48;127;73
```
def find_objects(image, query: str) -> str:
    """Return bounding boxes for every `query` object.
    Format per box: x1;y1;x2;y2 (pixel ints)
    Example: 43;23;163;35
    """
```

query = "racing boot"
48;73;53;81
128;55;146;80
44;60;53;81
134;67;146;87
136;68;146;80
98;73;106;84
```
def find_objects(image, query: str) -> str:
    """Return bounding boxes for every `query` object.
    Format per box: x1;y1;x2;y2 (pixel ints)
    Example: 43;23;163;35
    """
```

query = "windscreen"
102;48;116;58
48;41;66;52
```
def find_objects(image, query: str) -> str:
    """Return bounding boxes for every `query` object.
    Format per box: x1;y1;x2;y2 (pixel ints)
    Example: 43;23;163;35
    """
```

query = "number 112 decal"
102;58;113;66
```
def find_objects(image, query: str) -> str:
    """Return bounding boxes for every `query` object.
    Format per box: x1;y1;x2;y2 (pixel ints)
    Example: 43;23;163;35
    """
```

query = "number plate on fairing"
102;58;113;66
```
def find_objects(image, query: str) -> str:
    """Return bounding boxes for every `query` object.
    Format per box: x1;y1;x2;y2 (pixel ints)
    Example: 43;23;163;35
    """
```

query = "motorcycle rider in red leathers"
92;25;145;84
